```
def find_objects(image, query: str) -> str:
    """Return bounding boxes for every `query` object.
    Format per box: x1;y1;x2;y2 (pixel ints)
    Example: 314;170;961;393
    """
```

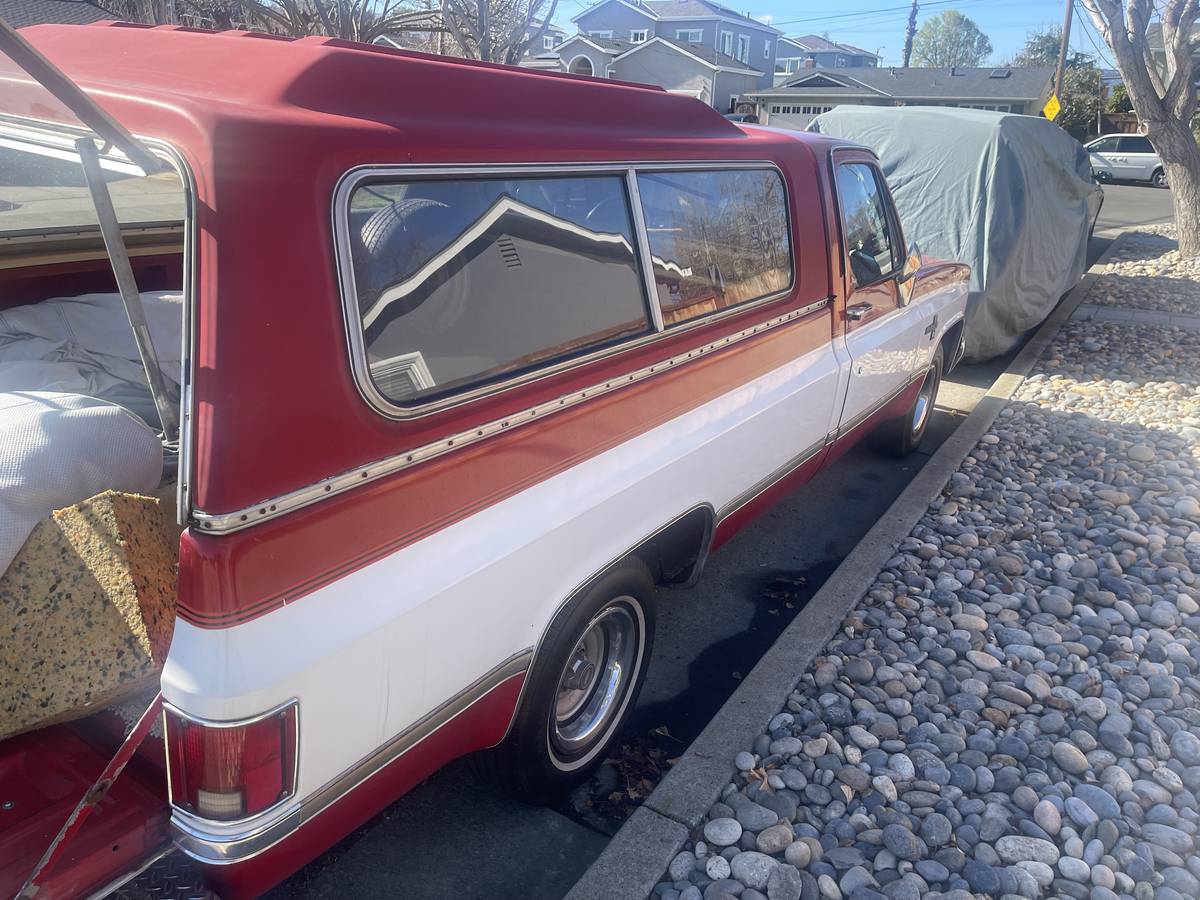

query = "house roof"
750;66;1055;100
0;0;107;26
779;34;879;59
651;35;761;71
557;33;634;57
572;0;780;33
560;33;756;72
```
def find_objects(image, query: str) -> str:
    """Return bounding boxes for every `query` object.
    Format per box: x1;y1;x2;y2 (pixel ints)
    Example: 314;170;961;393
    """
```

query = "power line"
1072;2;1116;69
771;0;975;29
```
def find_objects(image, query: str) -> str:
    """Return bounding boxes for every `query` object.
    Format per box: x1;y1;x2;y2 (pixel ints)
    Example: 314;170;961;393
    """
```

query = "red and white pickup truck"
0;21;968;898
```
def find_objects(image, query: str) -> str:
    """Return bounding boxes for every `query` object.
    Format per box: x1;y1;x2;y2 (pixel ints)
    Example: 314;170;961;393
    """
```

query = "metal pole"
901;0;918;68
77;138;180;443
1055;0;1073;101
1097;68;1103;136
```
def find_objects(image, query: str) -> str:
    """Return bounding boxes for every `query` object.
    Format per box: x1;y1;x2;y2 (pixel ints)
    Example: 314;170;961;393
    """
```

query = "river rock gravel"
649;243;1200;900
1088;226;1200;315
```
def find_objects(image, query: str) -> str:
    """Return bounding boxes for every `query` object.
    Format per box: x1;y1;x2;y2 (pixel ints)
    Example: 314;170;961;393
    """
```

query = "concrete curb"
564;233;1132;900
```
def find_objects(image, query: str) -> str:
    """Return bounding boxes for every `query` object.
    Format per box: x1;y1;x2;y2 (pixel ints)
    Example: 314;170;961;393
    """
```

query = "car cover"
808;106;1102;362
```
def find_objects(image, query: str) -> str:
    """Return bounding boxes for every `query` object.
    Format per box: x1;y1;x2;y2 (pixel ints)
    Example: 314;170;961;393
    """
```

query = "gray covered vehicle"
808;106;1103;362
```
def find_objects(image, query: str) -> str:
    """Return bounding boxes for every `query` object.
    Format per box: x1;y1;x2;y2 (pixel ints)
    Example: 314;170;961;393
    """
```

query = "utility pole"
901;0;918;68
1055;0;1073;100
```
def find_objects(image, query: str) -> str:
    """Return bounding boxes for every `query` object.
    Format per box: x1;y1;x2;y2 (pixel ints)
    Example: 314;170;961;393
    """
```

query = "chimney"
950;65;956;76
804;57;815;68
889;66;895;76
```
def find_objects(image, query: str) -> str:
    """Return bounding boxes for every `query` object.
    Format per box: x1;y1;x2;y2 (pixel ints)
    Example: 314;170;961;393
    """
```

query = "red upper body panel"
10;24;845;516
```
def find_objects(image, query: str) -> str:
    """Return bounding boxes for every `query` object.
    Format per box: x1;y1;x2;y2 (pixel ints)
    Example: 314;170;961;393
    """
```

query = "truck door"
832;155;926;432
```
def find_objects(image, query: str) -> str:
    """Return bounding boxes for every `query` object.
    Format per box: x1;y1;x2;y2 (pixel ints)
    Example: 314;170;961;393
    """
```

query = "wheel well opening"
629;505;713;588
940;318;966;374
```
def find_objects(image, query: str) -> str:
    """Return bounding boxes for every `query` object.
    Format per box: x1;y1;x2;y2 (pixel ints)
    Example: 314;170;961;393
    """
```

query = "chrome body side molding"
192;298;831;535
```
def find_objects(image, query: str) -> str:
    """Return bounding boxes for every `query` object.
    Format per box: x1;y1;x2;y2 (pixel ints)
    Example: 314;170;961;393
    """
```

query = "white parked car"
1086;133;1168;187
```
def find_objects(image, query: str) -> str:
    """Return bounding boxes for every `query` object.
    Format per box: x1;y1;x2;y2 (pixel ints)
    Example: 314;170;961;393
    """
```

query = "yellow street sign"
1043;93;1061;121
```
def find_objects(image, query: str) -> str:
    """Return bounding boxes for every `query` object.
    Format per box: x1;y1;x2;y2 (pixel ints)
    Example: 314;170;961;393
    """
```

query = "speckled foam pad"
0;490;177;741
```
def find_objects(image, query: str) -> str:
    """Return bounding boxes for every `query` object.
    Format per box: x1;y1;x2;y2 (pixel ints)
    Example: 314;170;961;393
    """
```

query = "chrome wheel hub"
551;603;640;758
912;365;937;438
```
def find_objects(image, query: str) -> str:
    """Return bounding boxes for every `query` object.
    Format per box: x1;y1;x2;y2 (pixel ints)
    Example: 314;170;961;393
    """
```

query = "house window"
543;35;554;50
635;169;792;326
764;39;772;59
630;29;648;43
835;56;846;67
569;56;594;76
676;29;703;42
736;34;750;63
587;30;613;39
346;175;650;405
720;31;733;56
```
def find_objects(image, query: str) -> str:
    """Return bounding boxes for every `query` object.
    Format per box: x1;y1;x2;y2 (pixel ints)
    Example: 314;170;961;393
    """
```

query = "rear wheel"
475;558;655;802
1152;168;1168;189
871;347;942;458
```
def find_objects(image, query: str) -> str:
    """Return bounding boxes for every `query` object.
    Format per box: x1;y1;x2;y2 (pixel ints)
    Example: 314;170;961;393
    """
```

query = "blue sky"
553;1;1119;69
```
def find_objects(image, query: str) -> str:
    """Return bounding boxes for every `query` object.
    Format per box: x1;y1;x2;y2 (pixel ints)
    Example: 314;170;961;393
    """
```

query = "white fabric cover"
0;292;183;427
0;391;163;574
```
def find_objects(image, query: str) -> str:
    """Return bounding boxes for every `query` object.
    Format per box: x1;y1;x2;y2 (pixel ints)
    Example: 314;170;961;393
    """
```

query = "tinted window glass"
1118;136;1154;153
1089;138;1119;153
636;169;791;326
836;163;897;288
348;175;650;404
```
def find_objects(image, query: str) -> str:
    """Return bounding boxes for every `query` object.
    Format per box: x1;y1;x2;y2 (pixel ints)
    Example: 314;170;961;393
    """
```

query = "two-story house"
526;0;782;109
774;35;879;83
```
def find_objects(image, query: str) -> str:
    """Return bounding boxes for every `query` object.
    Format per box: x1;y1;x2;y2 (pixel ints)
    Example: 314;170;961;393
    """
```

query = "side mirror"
897;242;922;305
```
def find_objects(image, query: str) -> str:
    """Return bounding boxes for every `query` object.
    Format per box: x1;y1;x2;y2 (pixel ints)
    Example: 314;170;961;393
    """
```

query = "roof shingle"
754;66;1055;101
1;0;107;27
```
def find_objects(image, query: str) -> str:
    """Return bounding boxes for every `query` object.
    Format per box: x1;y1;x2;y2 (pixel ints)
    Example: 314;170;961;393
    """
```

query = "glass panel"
836;163;896;288
348;175;650;404
1118;136;1153;153
636;169;792;326
1090;138;1119;152
0;139;184;239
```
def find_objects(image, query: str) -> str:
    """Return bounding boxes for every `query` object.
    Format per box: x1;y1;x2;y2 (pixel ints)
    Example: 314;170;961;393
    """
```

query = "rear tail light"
165;701;298;822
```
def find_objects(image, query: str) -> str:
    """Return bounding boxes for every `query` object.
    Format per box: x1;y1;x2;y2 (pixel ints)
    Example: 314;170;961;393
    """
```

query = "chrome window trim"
331;160;794;421
192;296;831;535
171;650;532;866
164;697;300;829
0;117;198;526
625;168;665;333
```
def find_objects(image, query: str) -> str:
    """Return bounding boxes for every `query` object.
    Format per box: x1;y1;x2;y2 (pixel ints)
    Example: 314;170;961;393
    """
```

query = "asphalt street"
1092;180;1173;236
269;184;1164;900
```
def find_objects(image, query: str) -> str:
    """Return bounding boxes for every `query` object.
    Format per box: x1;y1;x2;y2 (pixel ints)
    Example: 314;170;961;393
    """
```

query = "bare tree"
91;0;442;43
244;0;441;43
440;0;558;64
1079;0;1199;255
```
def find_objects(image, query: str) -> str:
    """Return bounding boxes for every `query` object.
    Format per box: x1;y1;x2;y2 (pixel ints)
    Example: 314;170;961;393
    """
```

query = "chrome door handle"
846;303;873;321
